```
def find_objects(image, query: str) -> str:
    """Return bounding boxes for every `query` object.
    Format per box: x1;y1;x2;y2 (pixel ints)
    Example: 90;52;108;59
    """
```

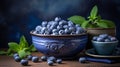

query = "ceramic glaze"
92;40;118;55
30;32;88;57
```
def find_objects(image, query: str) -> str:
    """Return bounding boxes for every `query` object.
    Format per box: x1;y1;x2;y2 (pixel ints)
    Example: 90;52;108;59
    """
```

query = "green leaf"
0;51;7;55
19;36;29;49
97;21;109;28
8;42;19;52
28;45;36;52
18;48;30;58
81;21;89;28
90;5;98;19
100;20;115;28
68;15;86;25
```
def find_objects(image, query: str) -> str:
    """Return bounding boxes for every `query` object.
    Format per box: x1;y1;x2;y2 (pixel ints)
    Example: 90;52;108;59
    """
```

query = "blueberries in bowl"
33;17;85;35
92;34;117;42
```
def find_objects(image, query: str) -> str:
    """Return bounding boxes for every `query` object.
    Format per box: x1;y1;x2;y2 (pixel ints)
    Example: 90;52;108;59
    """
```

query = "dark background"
0;0;120;48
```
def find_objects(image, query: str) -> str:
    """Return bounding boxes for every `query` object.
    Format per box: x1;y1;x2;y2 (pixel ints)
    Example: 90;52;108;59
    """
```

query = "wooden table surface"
0;52;120;67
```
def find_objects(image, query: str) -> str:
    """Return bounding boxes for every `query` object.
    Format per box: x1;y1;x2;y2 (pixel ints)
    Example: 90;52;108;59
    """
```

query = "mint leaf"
68;15;86;25
18;48;30;58
90;5;98;19
100;20;115;28
29;45;36;52
0;51;7;55
97;21;109;28
81;21;89;28
8;42;19;52
19;36;29;49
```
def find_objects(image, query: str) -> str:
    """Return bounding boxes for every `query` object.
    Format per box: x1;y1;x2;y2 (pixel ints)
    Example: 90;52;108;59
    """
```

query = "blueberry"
52;29;58;33
99;34;108;39
51;32;59;35
13;53;19;58
110;37;117;41
47;24;51;28
47;56;56;62
93;36;98;41
75;24;80;27
71;31;76;35
69;26;75;32
32;56;39;62
64;28;70;34
41;21;47;27
55;17;61;22
63;25;69;29
47;60;54;66
14;56;21;62
104;39;111;42
68;21;74;26
59;20;67;25
57;25;63;30
97;37;104;42
20;59;28;66
76;27;84;34
35;25;42;31
79;57;87;63
27;55;33;60
59;30;65;35
41;27;48;34
56;59;62;64
41;56;47;61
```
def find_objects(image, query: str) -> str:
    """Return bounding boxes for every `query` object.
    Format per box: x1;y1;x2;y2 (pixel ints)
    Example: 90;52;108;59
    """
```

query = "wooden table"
0;52;120;67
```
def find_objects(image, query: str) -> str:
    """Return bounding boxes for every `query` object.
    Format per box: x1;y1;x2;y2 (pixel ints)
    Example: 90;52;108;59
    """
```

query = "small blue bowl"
92;40;118;55
30;31;88;57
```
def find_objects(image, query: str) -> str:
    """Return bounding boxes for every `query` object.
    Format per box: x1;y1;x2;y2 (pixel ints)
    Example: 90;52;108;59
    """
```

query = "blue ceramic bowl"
92;40;118;55
30;31;88;57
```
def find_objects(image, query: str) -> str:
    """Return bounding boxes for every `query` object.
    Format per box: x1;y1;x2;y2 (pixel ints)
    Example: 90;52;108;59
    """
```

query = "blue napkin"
86;57;115;64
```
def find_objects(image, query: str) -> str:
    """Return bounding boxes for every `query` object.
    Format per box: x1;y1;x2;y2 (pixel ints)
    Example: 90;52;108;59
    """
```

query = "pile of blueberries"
13;53;62;66
92;34;117;42
33;17;85;35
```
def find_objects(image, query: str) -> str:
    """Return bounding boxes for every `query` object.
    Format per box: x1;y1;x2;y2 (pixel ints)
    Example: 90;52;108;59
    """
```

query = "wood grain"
0;52;120;67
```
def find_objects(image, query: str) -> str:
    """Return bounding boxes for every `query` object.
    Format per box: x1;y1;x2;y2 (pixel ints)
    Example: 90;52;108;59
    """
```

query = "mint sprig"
0;36;36;59
68;5;115;28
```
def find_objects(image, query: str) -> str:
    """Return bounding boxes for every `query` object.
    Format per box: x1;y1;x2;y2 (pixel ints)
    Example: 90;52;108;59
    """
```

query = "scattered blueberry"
56;59;62;64
27;55;33;60
47;60;54;66
20;59;28;66
41;56;47;61
47;56;56;62
32;56;39;62
13;53;19;58
14;56;21;62
79;57;87;63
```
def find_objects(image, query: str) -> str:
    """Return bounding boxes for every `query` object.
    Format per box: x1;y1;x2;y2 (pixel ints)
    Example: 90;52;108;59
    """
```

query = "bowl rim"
92;40;119;44
30;30;87;37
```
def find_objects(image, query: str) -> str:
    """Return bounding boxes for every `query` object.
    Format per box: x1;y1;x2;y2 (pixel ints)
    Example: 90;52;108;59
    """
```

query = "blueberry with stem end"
47;60;54;66
79;57;87;63
20;59;28;66
32;56;39;62
56;59;62;64
27;55;33;60
14;56;21;62
41;56;47;61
